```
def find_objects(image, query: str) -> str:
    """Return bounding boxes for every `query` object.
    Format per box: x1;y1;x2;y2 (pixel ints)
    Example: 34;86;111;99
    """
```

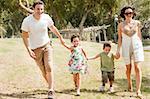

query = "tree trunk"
79;9;92;40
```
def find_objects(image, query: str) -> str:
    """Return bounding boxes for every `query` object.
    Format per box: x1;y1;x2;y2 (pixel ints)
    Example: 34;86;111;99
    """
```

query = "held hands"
115;51;120;59
60;36;65;45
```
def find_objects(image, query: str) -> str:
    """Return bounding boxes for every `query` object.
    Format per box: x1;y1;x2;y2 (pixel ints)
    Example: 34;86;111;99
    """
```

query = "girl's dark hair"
71;35;80;42
103;43;111;49
120;6;136;20
33;0;44;8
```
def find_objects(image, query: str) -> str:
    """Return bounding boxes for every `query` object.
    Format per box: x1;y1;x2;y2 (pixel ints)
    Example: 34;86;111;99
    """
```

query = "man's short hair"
33;0;44;8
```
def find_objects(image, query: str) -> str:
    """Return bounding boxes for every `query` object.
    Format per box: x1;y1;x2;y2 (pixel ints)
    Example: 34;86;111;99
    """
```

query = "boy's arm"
88;54;100;60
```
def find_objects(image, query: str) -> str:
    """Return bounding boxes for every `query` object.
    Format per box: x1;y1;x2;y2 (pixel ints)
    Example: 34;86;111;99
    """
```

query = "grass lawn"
0;38;149;99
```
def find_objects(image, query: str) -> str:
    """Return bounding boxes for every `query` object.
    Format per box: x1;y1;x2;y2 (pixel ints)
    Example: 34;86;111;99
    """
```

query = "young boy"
88;43;119;93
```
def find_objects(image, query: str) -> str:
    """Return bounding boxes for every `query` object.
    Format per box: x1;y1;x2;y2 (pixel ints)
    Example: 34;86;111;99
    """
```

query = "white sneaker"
99;86;105;92
109;87;114;93
76;89;80;96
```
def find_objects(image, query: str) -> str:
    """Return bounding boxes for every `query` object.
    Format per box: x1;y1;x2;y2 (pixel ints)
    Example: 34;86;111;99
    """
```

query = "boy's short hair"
103;43;111;49
71;35;80;42
33;0;44;8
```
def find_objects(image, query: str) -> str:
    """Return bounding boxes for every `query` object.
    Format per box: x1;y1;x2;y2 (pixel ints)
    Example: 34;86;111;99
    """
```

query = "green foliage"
0;0;149;39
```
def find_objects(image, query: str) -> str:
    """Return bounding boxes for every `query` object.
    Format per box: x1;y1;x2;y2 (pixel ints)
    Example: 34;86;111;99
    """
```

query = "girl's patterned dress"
68;46;86;74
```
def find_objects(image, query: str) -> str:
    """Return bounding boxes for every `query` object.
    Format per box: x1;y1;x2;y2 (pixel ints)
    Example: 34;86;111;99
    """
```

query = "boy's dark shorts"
101;71;114;83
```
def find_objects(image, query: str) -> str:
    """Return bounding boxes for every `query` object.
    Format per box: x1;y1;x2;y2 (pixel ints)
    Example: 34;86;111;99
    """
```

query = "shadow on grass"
59;88;100;96
0;89;48;98
115;76;150;93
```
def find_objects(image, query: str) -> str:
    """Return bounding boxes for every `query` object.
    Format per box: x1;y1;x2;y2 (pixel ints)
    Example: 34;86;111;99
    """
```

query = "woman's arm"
19;0;34;13
137;21;142;40
117;23;122;53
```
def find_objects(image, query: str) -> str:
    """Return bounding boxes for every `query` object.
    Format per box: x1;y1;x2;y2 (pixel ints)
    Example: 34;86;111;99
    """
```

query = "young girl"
62;35;87;96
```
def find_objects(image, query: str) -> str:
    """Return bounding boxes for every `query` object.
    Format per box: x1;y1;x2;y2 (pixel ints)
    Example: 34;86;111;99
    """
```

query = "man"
21;1;64;98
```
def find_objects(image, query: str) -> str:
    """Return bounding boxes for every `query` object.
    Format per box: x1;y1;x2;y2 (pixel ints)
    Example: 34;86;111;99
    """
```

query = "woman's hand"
115;51;120;59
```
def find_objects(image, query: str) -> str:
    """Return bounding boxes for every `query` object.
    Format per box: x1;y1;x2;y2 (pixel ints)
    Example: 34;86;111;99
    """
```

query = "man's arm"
21;31;36;59
49;25;64;44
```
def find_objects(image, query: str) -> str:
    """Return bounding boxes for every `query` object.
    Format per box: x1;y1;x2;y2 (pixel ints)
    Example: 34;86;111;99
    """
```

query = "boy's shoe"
109;87;114;93
99;86;105;92
48;90;55;99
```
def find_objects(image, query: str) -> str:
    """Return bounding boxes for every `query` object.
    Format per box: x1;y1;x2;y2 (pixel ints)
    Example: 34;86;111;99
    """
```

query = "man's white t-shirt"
21;13;54;49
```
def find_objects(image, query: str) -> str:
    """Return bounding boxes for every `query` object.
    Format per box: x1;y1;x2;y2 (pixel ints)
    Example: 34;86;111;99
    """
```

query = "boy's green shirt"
99;52;114;72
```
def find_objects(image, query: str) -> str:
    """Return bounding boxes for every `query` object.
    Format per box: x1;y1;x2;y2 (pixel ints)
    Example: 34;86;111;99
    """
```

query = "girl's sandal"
128;88;133;92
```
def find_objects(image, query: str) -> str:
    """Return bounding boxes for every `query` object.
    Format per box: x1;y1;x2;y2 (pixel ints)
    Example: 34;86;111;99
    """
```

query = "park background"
0;0;150;99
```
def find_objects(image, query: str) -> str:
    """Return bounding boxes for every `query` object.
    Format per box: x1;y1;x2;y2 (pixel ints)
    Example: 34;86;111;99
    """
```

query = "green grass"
143;39;150;46
0;38;150;99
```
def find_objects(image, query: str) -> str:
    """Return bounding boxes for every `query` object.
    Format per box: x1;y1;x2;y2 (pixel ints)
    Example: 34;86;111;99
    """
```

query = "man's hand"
28;49;36;59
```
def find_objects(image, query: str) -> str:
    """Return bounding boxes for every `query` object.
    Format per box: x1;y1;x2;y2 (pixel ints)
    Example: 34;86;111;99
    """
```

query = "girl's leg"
76;73;81;95
73;74;77;89
126;64;133;91
134;62;142;97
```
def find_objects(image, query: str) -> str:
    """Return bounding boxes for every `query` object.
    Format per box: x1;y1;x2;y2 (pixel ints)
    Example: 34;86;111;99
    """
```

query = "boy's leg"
108;71;114;92
99;71;107;92
108;71;114;87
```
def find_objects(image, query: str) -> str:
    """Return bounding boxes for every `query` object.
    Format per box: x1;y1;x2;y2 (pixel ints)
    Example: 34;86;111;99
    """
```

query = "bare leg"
73;74;77;89
126;64;133;91
42;72;48;83
134;62;142;98
46;71;54;90
109;80;113;87
76;73;81;95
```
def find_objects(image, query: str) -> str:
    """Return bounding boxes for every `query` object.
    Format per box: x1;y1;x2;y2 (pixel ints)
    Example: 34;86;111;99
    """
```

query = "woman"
117;6;144;99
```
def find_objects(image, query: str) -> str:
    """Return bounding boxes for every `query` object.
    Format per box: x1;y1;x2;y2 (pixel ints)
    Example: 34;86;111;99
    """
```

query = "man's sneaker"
48;90;54;99
109;87;114;93
99;86;105;92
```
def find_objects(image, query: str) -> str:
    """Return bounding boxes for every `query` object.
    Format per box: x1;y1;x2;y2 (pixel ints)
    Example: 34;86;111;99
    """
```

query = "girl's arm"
62;42;73;51
19;0;34;13
88;54;100;60
81;48;88;60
